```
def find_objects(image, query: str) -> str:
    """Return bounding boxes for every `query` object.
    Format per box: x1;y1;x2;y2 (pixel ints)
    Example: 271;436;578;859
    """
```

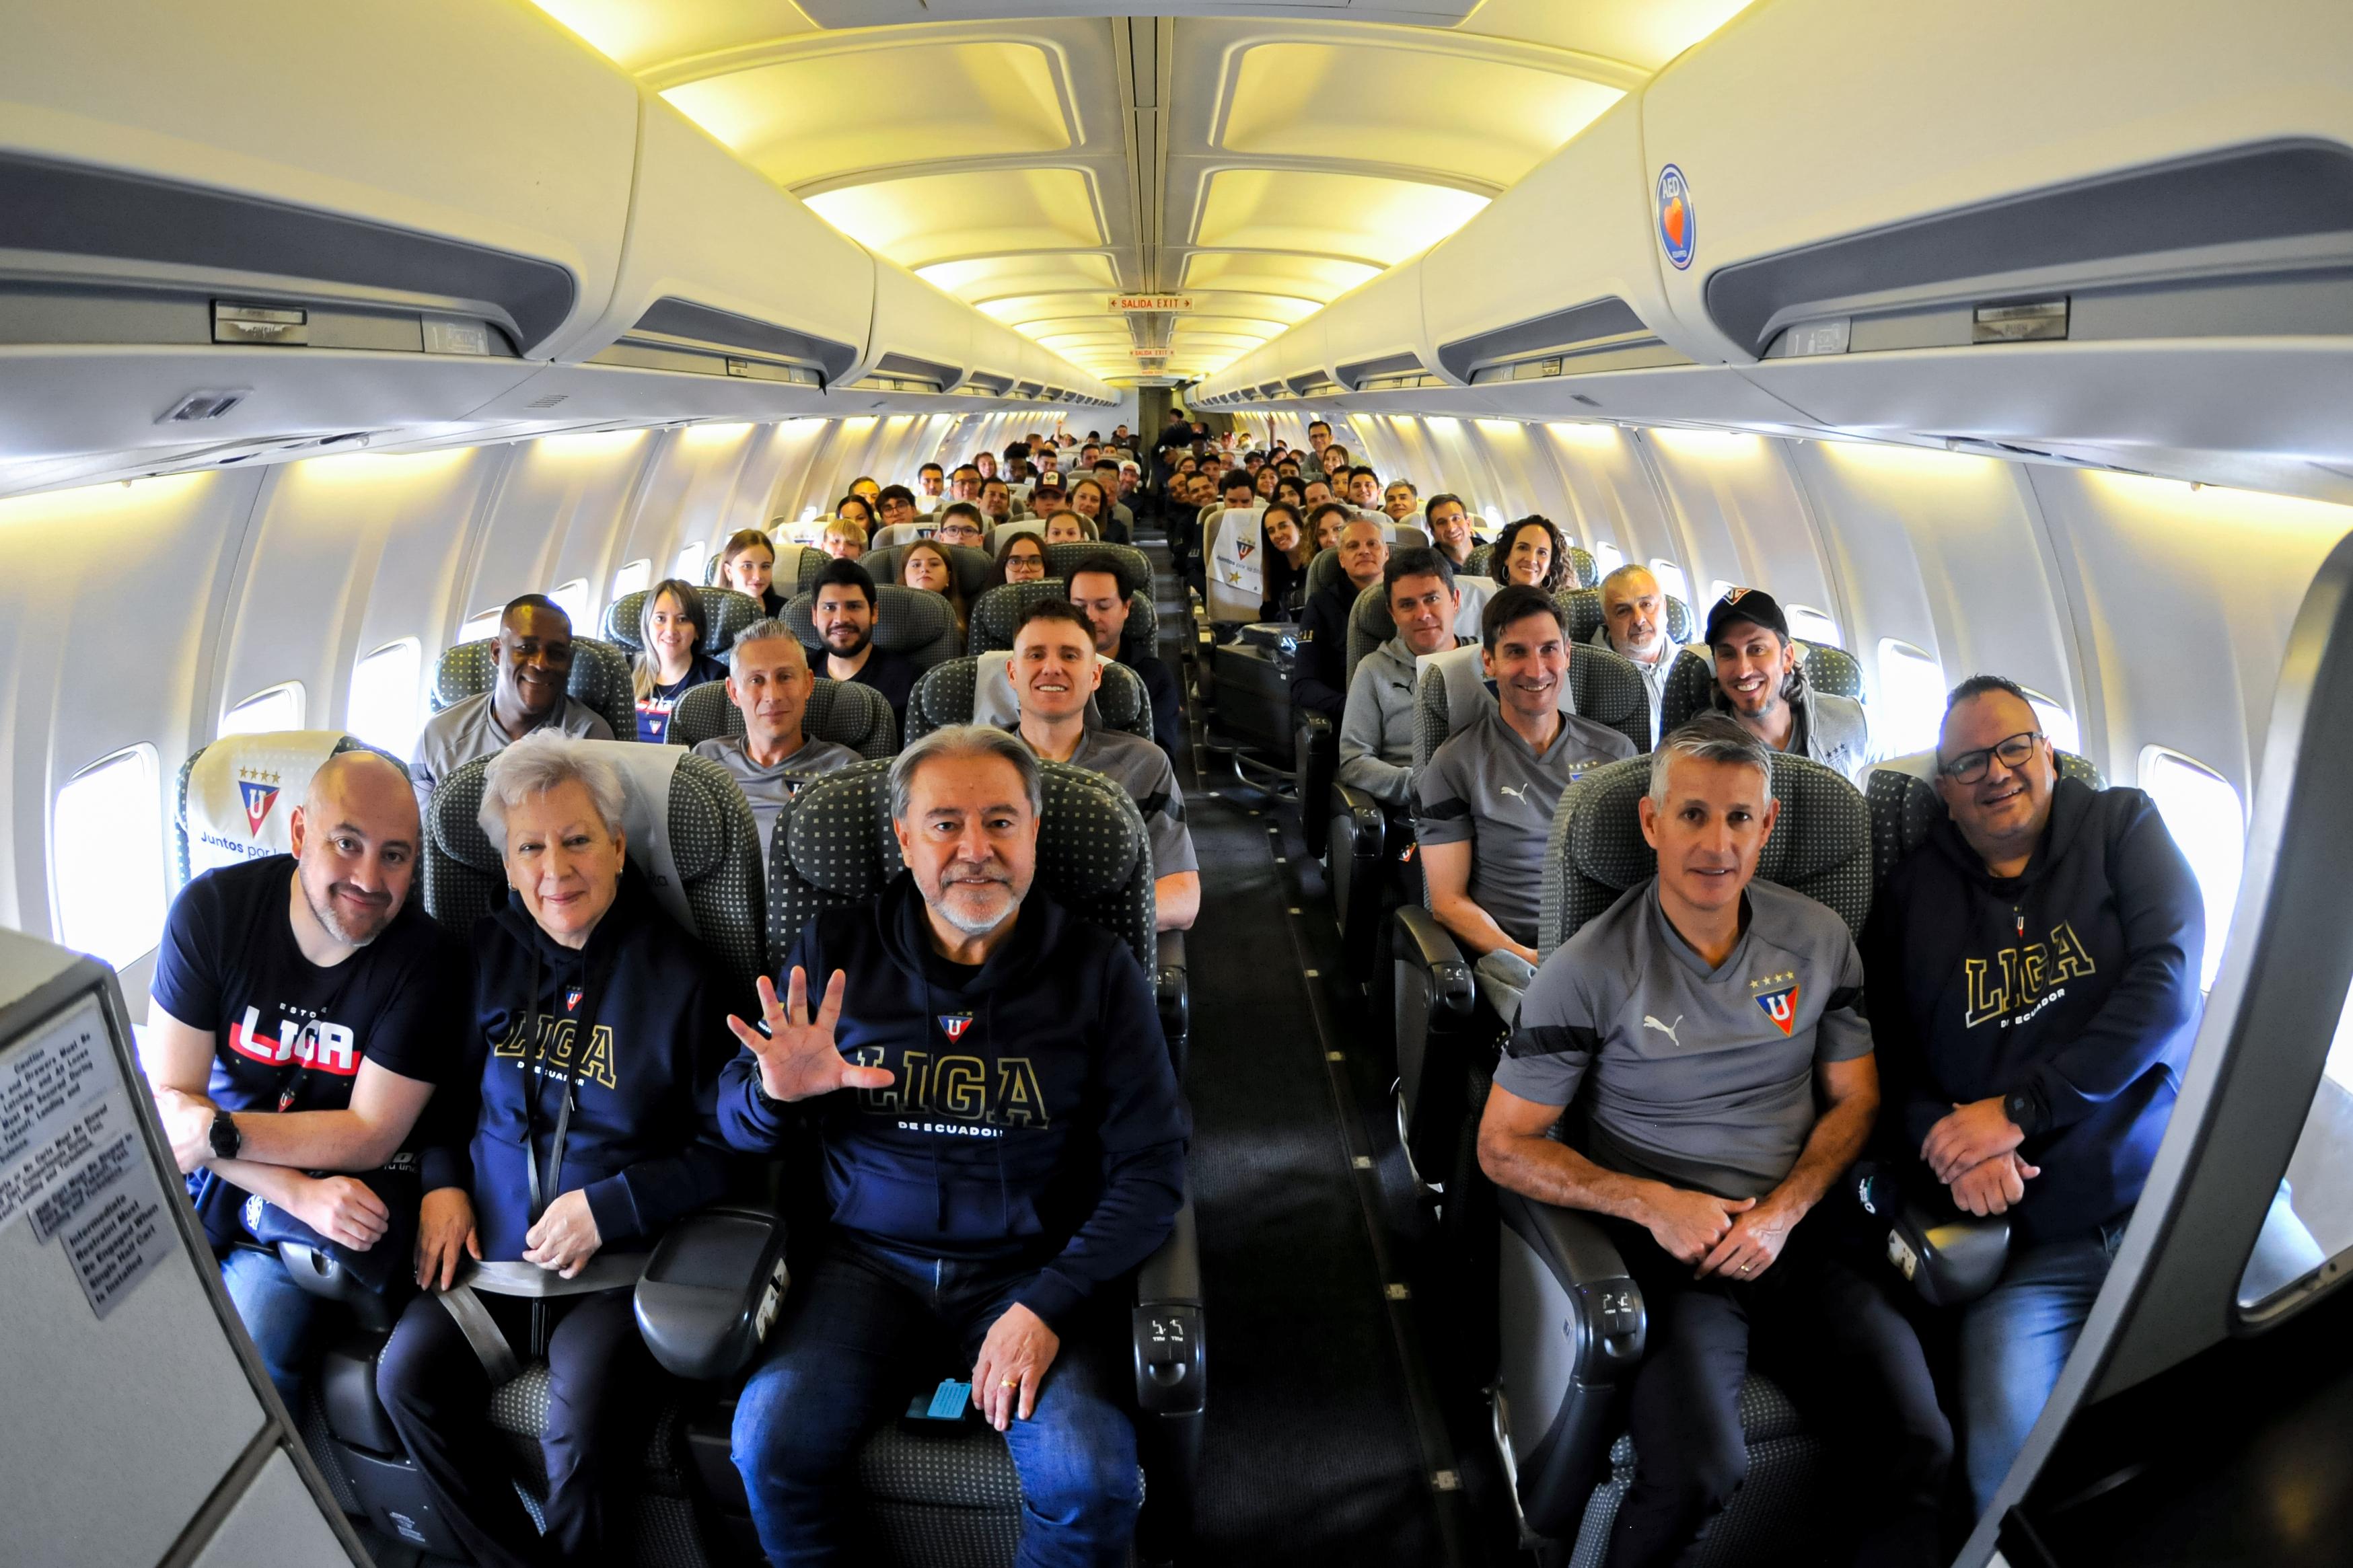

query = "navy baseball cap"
1704;587;1790;646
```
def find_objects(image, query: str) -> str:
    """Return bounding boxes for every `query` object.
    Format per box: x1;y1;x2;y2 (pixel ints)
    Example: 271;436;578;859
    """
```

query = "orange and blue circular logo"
1657;163;1695;270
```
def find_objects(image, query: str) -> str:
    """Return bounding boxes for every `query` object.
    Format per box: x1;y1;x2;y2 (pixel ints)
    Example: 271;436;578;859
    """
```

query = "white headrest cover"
184;731;347;876
1206;507;1267;622
571;740;698;938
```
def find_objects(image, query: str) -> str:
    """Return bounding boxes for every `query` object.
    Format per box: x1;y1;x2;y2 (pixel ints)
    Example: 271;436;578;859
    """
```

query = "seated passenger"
821;516;867;560
900;538;970;646
1289;513;1391;722
1494;515;1572;593
1478;716;1951;1568
1303;419;1334;478
144;750;466;1405
1321;443;1354;479
1347;466;1383;512
876;484;919;536
1005;599;1199;931
1414;586;1638;1000
974;449;999;484
1254;465;1282;504
1218;468;1258;518
718;528;787;615
807;558;918;724
632;578;729;744
916;462;945;508
411;594;614;810
1069;477;1130;546
930;502;987;549
692;620;860;848
994;531;1049;587
1423;492;1475;570
379;735;733;1568
1594;564;1681;747
1338;548;1469;811
1863;675;2203;1515
1091;460;1136;533
979;477;1017;531
1383;478;1420;524
719;726;1189;1567
947;464;982;505
1069;554;1182;760
1702;588;1870;782
1260;500;1313;620
1306;486;1345;550
848;476;882;509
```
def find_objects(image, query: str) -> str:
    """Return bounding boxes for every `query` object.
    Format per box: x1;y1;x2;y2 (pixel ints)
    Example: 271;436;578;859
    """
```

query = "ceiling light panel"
1180;251;1382;301
918;253;1120;302
1221;42;1622;187
805;167;1103;270
1193;169;1488;266
528;0;820;73
1457;0;1760;75
662;42;1073;190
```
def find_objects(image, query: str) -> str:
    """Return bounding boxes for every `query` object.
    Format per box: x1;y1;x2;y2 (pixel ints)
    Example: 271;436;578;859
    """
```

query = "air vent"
157;389;249;424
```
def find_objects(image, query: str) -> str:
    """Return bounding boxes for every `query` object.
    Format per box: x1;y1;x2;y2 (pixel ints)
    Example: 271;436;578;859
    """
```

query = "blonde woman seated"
630;578;726;744
898;537;968;642
821;515;868;561
716;528;785;615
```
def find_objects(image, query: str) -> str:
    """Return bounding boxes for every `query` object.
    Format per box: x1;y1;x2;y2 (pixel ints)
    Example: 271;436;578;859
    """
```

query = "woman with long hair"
1253;465;1280;502
715;528;785;614
994;531;1049;587
899;537;968;642
1260;500;1313;620
832;494;876;537
846;476;881;508
1066;477;1128;546
973;449;999;482
630;578;726;743
1494;515;1572;593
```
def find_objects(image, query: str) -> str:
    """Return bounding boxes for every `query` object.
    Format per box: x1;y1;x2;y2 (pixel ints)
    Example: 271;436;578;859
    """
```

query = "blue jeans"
732;1234;1141;1567
219;1246;328;1408
1957;1219;2128;1514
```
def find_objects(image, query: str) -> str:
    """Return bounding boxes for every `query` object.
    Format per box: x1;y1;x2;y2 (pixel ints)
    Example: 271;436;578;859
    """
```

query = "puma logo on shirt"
1642;1014;1685;1049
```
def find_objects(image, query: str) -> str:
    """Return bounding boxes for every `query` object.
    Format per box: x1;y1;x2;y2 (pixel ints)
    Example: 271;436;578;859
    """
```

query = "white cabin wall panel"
1543;425;1674;567
463;435;651;635
1419;418;1521;531
2027;470;2353;795
1465;420;1558;533
607;427;756;584
1786;443;2080;729
1636;432;1838;624
225;450;499;743
759;419;835;527
0;472;258;947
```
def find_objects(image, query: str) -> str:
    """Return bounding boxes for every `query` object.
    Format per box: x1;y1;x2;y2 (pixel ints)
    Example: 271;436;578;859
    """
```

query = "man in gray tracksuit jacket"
1338;548;1478;808
1699;587;1872;784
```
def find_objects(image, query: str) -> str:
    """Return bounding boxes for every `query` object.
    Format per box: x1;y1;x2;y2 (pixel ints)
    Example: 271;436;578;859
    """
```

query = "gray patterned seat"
1557;587;1696;647
905;654;1152;746
667;676;900;758
791;546;833;596
746;756;1198;1567
432;634;637;741
1659;641;1866;734
782;583;961;673
966;562;1159;657
422;740;766;992
1043;540;1153;600
1865;747;2105;887
172;731;402;890
603;585;763;657
1494;749;1870;1562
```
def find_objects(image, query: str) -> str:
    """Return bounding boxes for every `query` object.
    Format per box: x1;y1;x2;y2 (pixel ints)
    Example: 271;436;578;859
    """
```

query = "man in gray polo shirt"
1416;585;1638;1005
690;620;859;848
410;595;613;813
1478;716;1949;1568
1006;598;1199;931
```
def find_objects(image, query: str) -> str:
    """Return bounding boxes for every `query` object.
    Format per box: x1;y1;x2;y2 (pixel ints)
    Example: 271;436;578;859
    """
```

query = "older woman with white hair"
376;732;735;1568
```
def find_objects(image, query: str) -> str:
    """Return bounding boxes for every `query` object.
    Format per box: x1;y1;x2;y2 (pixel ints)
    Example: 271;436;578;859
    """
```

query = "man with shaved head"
145;747;470;1405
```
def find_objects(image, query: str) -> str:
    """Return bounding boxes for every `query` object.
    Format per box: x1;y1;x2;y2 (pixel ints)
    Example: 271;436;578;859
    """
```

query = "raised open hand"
726;967;896;1104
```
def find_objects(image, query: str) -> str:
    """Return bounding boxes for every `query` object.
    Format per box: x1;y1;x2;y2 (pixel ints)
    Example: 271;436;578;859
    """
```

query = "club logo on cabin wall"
1657;164;1696;271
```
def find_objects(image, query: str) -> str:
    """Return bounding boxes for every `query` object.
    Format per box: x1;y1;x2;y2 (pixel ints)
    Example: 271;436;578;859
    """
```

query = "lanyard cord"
519;934;612;1225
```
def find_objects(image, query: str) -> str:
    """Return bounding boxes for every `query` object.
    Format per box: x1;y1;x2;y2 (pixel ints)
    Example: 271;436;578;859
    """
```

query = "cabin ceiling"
530;1;1755;386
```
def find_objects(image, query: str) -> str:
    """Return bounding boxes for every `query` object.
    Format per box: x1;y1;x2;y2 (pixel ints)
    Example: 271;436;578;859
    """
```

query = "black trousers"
1601;1220;1953;1568
377;1287;649;1568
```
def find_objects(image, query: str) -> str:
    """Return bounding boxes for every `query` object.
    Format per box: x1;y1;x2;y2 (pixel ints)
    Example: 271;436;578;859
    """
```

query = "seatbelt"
433;1283;523;1388
429;1255;651;1386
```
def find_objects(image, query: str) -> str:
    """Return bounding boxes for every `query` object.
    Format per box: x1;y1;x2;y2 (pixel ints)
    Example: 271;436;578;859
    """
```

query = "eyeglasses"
1939;730;2043;784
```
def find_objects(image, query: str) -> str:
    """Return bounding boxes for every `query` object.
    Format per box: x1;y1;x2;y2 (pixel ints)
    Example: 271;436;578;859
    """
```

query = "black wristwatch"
208;1109;242;1161
2002;1088;2037;1137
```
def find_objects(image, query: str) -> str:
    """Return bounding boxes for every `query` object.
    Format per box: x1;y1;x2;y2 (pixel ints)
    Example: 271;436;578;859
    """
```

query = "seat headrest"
1564;545;1597;590
602;586;762;656
423;741;764;987
1306;547;1348;599
667;677;899;759
771;758;1154;973
1537;750;1875;955
1865;748;2105;887
1342;575;1497;686
1044;541;1153;597
907;652;1147;744
968;576;1157;657
175;732;396;888
431;635;637;741
1388;523;1430;551
865;543;994;603
782;583;960;669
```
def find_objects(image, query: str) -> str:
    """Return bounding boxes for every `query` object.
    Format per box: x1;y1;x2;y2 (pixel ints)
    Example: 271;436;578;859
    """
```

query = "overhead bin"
846;260;971;396
1321;261;1442;393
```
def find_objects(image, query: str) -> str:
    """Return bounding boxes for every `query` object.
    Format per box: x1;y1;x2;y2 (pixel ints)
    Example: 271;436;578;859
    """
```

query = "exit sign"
1112;295;1193;312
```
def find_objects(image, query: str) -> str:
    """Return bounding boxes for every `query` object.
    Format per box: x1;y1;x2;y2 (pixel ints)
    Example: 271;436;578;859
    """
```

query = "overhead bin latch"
213;301;307;346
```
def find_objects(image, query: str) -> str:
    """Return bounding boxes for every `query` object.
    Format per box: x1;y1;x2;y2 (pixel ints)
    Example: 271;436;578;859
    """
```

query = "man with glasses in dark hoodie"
1864;675;2204;1518
719;724;1189;1567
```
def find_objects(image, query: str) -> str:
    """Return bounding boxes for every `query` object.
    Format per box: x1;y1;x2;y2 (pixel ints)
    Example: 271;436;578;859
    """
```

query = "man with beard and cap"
805;557;918;724
410;593;614;812
1595;564;1684;747
144;749;470;1405
1702;587;1871;782
719;725;1190;1567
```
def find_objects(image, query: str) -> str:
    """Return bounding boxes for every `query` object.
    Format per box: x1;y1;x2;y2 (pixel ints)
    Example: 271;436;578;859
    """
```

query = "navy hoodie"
1863;778;2204;1244
719;875;1189;1331
1289;573;1358;722
421;868;735;1260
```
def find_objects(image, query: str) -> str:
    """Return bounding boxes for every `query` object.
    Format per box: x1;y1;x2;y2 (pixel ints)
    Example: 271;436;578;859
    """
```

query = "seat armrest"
275;1242;398;1334
1133;1201;1205;1417
632;1205;789;1382
1852;1161;2011;1307
1156;930;1190;1080
1333;781;1389;859
1391;904;1476;1022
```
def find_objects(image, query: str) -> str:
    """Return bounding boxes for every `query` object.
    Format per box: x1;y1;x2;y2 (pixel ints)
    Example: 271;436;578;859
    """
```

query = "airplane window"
1648;558;1690;605
52;744;166;970
457;608;502;642
2239;983;2353;1311
611;558;652;600
1875;640;1947;756
548;577;592;629
2138;746;2245;992
1592;540;1624;574
218;681;304;738
2022;687;2080;755
674;541;707;582
347;639;424;756
1786;604;1842;647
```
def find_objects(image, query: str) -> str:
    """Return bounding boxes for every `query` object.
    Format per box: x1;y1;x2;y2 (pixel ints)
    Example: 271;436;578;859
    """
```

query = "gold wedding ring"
1001;1376;1019;1387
